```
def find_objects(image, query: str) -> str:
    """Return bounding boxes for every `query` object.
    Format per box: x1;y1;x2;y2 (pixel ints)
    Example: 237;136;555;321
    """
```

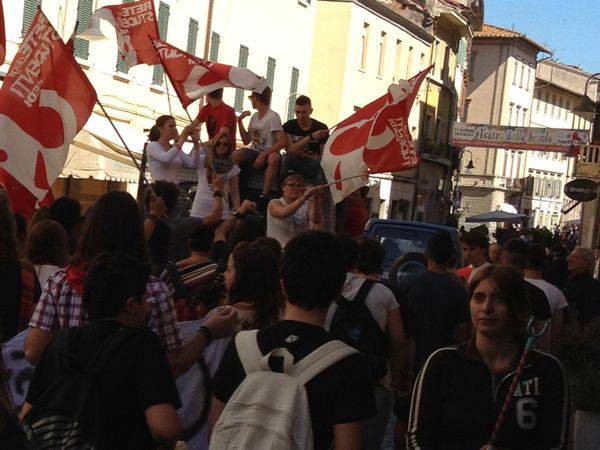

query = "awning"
466;211;527;223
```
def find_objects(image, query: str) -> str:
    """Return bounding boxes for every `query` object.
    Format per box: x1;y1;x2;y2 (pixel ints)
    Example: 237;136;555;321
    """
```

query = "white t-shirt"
248;109;283;152
35;264;61;289
147;141;199;183
266;198;311;247
525;278;568;314
190;150;240;219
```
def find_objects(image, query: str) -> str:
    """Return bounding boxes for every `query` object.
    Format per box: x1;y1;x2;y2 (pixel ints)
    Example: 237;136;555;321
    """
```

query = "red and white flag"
90;0;160;69
0;0;5;65
153;40;267;108
322;67;432;203
0;11;97;218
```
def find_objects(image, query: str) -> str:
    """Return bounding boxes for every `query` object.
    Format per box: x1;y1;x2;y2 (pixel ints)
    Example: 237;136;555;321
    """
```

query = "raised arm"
238;111;251;145
308;186;324;229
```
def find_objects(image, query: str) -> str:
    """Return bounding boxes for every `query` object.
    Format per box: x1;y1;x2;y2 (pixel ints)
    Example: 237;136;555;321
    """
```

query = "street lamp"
463;149;475;174
573;72;600;143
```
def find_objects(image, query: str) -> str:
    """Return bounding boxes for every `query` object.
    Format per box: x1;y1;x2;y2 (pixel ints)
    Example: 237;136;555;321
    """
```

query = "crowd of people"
0;87;599;450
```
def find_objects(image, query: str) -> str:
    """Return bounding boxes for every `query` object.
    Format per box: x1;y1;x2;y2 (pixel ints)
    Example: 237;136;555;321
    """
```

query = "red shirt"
196;102;237;139
344;197;370;239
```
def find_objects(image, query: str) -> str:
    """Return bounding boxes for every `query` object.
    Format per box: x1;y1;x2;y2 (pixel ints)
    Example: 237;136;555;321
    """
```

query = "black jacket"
561;273;600;327
407;340;568;450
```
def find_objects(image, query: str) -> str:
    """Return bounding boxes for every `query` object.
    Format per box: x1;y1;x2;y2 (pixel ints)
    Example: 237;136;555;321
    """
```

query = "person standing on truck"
458;231;490;284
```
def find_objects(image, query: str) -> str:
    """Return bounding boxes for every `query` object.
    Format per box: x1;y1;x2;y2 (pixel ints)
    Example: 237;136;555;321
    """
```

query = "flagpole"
96;99;150;187
324;173;370;188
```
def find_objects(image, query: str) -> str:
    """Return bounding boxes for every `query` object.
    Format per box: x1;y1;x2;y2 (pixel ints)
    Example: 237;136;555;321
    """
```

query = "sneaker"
257;195;269;215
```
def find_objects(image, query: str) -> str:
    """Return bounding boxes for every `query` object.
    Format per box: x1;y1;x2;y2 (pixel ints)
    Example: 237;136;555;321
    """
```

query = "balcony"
577;145;600;180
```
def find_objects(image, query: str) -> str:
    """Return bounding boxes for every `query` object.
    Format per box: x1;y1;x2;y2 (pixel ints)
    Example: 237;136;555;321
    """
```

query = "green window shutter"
74;0;93;60
209;32;220;62
287;67;299;120
116;0;135;73
22;0;40;36
187;18;199;55
266;57;276;89
234;45;249;112
152;2;170;86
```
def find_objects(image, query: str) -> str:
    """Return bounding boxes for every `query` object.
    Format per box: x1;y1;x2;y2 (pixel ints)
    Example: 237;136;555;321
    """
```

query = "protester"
407;265;568;449
458;230;490;283
161;224;223;321
344;187;370;239
282;95;329;182
326;237;406;450
48;196;81;255
146;115;199;184
22;252;183;449
192;88;237;141
488;242;503;264
0;188;21;342
562;246;600;329
266;172;324;246
190;131;241;220
144;178;225;264
524;243;568;347
234;87;286;213
209;231;376;450
25;191;238;379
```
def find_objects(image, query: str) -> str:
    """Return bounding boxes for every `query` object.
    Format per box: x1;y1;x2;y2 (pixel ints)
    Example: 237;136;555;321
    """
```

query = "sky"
484;0;600;74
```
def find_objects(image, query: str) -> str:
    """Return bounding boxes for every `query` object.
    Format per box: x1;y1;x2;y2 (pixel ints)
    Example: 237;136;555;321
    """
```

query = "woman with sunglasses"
190;131;241;220
266;172;324;246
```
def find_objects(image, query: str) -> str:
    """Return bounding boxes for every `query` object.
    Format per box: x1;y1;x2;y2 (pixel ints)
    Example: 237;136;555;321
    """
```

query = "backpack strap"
235;330;263;375
290;340;358;385
351;279;377;305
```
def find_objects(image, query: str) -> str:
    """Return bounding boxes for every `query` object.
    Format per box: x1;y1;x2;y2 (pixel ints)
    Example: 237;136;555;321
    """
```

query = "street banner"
0;0;5;65
152;39;267;108
1;321;226;450
322;66;431;203
0;10;97;218
90;0;160;69
450;123;590;152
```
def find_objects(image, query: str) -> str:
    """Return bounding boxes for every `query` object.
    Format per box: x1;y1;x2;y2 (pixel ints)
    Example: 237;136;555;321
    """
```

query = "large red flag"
0;0;5;65
0;11;97;218
322;67;432;203
153;40;267;108
91;0;160;69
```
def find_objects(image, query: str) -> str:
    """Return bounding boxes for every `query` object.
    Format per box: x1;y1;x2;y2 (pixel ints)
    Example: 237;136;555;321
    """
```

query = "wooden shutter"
152;2;170;85
22;0;40;35
187;18;199;55
266;57;276;89
74;0;93;60
234;45;249;112
116;0;135;73
287;68;299;120
209;32;220;62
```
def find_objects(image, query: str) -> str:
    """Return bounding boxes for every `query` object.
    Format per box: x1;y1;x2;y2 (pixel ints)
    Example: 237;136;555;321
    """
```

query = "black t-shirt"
283;119;329;155
211;320;376;450
525;281;552;320
396;271;469;372
26;321;181;450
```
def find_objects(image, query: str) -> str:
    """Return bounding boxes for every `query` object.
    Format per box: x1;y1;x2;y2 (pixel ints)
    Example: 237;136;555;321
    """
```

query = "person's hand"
204;306;239;339
302;186;319;201
148;191;167;218
311;129;329;141
237;200;256;215
253;152;267;169
212;174;225;192
180;124;193;138
238;111;251;121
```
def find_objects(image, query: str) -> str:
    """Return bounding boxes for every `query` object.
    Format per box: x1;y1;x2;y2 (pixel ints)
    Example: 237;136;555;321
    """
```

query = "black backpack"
329;279;389;382
22;327;138;449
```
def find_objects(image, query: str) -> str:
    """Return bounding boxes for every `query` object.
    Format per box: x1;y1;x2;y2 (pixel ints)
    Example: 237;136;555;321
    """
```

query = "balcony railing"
577;145;600;180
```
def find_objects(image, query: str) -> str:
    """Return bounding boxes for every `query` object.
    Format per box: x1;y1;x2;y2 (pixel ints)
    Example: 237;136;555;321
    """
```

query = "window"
565;99;571;121
550;94;557;116
535;95;541;112
557;97;563;118
266;57;276;89
525;67;531;91
116;0;135;73
234;45;249;112
22;0;40;35
509;103;514;125
73;0;93;60
287;67;299;120
519;63;525;88
543;92;549;114
513;60;519;85
394;39;403;81
152;2;170;86
360;23;370;70
187;18;199;55
406;46;414;78
523;108;528;126
378;31;387;77
420;52;426;71
209;32;220;62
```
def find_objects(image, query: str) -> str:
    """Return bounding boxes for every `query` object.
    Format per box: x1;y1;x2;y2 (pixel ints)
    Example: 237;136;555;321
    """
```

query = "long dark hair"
74;191;148;265
0;189;18;267
148;115;174;141
228;242;281;329
26;220;68;267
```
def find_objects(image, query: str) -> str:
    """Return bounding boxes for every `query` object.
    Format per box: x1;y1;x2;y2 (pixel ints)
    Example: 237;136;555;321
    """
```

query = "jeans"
363;384;394;450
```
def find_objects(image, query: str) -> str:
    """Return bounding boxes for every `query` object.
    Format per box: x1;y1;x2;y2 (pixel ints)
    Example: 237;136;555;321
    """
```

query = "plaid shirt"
29;268;182;352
